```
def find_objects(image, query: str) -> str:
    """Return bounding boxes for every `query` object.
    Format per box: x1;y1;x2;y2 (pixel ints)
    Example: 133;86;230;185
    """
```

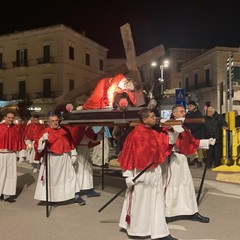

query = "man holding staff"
118;108;178;240
162;105;216;223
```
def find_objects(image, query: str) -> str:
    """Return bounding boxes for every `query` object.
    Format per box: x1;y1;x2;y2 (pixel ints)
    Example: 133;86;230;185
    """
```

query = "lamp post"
151;60;169;95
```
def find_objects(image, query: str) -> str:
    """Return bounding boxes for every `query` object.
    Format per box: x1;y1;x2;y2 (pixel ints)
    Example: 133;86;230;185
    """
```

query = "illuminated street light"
151;60;169;95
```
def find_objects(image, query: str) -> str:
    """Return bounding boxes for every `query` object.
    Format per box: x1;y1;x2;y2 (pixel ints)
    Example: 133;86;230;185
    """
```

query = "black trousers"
206;143;222;167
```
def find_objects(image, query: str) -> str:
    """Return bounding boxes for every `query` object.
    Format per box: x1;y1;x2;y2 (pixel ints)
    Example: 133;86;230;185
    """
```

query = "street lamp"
151;60;169;95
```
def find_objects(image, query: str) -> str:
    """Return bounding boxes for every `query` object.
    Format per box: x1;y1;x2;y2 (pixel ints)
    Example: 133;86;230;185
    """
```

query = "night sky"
0;0;240;58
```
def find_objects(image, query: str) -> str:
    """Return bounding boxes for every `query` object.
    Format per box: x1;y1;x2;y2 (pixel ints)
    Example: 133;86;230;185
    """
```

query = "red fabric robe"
175;127;200;155
38;126;74;155
65;125;99;148
82;74;137;109
118;124;172;171
0;123;26;151
25;123;45;141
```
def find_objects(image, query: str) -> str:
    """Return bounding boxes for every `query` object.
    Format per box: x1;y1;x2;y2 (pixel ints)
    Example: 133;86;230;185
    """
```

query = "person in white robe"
73;126;103;205
0;111;26;203
162;105;215;223
118;108;178;240
34;115;80;204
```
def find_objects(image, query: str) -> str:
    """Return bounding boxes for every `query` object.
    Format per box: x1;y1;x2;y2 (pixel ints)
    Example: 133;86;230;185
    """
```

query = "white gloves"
42;133;48;141
172;125;184;133
176;117;185;122
71;156;77;164
209;138;216;145
70;148;77;164
125;176;135;188
168;131;179;144
160;119;168;124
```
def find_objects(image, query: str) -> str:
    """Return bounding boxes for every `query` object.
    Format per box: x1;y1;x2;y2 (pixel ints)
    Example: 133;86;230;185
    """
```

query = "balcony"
37;57;54;65
34;91;56;99
186;81;213;92
12;61;28;68
0;63;6;70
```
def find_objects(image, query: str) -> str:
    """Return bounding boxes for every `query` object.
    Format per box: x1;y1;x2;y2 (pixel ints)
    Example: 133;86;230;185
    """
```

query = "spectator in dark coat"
203;107;228;168
234;110;240;128
184;101;205;167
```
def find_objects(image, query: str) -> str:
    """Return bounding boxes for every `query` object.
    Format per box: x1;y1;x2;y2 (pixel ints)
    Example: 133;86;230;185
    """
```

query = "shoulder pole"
98;160;155;213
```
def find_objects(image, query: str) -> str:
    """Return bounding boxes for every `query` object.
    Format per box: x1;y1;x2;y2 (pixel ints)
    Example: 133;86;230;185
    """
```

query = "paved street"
0;161;240;240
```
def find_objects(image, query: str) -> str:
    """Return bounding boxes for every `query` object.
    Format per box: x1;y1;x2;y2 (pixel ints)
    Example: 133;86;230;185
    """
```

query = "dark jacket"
184;108;204;139
203;112;228;144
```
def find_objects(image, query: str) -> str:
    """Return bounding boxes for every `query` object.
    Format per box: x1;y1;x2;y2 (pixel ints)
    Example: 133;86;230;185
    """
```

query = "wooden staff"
160;118;205;127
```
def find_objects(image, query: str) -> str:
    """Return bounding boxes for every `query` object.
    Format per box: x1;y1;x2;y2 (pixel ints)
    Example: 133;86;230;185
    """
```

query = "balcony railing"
12;61;28;68
186;81;213;91
34;91;56;98
0;63;6;70
37;57;54;64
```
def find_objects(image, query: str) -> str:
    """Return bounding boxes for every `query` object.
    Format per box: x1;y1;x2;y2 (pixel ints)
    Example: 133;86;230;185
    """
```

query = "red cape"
25;123;45;141
83;74;137;109
175;127;200;155
37;126;74;155
118;124;172;171
65;125;99;148
0;123;26;151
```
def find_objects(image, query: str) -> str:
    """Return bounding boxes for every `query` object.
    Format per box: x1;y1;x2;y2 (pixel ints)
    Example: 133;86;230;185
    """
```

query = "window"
0;53;2;69
205;69;210;87
99;59;103;71
185;77;189;91
233;66;240;84
43;78;51;98
179;80;182;88
85;53;90;66
0;83;3;99
16;49;28;66
43;45;50;63
69;46;74;60
69;79;74;91
19;81;26;99
176;61;184;72
233;100;240;105
194;73;198;89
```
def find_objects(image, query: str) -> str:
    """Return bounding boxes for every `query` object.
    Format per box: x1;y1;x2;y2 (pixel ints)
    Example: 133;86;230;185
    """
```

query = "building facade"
0;24;108;113
181;46;240;114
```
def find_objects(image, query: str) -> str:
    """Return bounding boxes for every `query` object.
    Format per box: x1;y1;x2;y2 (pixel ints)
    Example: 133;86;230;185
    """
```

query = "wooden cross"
57;23;165;105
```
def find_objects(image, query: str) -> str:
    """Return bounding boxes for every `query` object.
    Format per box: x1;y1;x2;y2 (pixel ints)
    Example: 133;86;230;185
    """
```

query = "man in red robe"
34;115;80;205
162;105;215;224
0;111;26;203
118;108;177;240
82;74;140;109
24;114;45;172
67;125;103;205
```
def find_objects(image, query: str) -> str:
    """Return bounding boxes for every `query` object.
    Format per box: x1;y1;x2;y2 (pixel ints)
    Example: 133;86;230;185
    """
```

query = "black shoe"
103;163;109;169
213;162;221;168
189;212;210;223
49;202;58;207
87;189;101;198
74;197;86;206
158;234;178;240
4;197;16;203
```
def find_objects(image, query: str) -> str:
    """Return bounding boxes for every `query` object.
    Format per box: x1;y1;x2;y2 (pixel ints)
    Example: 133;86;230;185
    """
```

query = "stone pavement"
0;161;240;240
